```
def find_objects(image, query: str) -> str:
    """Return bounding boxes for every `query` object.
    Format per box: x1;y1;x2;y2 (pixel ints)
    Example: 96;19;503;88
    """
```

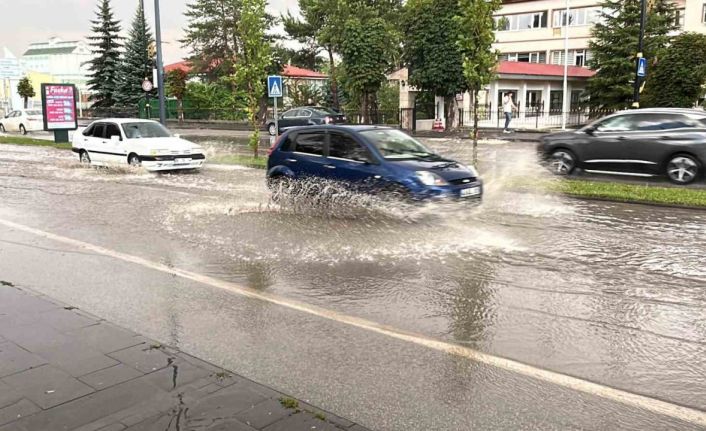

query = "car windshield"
360;129;436;159
27;110;42;116
313;107;338;115
121;122;171;139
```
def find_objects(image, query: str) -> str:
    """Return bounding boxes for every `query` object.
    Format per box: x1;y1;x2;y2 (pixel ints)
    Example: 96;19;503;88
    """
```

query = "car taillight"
267;135;282;156
342;116;347;122
324;116;332;124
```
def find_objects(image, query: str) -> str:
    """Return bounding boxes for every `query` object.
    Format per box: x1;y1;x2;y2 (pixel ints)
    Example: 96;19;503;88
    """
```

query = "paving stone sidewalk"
0;283;371;431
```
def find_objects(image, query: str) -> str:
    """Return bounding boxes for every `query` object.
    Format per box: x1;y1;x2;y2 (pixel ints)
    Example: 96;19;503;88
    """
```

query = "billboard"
41;83;78;131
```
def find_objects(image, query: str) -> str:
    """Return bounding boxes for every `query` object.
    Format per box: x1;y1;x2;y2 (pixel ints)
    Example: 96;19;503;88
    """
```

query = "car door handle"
284;158;297;163
323;165;336;169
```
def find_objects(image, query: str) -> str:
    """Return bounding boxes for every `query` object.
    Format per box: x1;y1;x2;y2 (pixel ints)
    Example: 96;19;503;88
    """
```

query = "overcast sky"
0;0;299;64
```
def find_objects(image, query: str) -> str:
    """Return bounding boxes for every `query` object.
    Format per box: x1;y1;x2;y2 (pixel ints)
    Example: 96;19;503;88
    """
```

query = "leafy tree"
181;0;239;82
285;82;323;108
272;45;325;71
117;0;155;107
17;77;35;109
87;0;123;109
586;0;676;109
641;33;706;107
233;0;270;157
455;0;501;165
166;69;189;123
403;0;466;129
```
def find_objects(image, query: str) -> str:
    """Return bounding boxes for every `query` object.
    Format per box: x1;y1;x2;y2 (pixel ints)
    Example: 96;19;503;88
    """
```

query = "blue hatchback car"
266;126;483;201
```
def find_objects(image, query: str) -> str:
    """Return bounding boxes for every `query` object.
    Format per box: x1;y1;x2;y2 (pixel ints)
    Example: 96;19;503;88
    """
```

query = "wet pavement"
0;139;705;430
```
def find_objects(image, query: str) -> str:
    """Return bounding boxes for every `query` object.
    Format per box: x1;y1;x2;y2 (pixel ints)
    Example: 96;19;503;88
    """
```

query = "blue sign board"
267;75;282;98
637;58;647;78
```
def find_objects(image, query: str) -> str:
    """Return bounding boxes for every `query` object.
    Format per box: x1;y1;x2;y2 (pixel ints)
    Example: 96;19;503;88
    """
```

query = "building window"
552;7;601;28
550;90;563;112
499;52;546;63
551;49;591;67
675;8;685;28
495;11;548;31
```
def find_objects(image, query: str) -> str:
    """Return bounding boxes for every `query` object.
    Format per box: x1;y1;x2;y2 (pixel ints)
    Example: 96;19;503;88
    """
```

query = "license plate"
460;186;481;197
174;158;192;164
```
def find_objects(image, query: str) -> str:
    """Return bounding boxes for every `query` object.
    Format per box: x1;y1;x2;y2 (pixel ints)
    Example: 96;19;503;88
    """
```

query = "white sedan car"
72;119;206;171
0;109;43;134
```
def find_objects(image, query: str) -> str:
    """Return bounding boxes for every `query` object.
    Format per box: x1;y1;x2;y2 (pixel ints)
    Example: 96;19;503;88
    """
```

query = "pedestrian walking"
503;93;517;133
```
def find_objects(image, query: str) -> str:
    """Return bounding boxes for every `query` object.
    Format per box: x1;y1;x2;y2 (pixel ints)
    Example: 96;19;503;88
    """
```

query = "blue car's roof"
284;125;394;133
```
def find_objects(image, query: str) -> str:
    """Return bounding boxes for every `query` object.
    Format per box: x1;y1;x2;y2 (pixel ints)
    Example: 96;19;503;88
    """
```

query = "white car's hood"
136;137;201;153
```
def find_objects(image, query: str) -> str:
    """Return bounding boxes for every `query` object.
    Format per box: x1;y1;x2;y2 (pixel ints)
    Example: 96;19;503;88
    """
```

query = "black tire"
549;149;576;175
665;154;700;185
379;183;413;202
19;125;26;135
268;123;277;136
79;150;91;164
128;153;141;166
0;124;5;132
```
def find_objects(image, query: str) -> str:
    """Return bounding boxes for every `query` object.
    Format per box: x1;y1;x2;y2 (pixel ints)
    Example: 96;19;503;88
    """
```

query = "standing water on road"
0;138;704;414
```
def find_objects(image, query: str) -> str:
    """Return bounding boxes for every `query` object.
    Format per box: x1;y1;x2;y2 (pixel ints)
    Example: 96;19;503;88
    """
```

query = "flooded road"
0;139;705;430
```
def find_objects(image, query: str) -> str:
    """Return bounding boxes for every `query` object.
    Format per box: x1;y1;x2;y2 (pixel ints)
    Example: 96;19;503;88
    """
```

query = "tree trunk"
472;89;479;166
361;93;368;124
445;96;459;130
327;46;339;109
23;97;28;109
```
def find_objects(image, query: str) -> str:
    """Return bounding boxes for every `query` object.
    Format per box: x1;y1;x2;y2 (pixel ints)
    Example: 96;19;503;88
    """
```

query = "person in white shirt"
502;93;517;133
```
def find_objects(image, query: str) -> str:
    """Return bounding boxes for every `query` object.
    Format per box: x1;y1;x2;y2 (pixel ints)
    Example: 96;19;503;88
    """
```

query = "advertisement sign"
41;83;78;131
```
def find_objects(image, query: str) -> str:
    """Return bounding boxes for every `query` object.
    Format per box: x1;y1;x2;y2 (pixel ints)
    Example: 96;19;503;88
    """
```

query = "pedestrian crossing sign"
637;58;647;77
268;75;283;98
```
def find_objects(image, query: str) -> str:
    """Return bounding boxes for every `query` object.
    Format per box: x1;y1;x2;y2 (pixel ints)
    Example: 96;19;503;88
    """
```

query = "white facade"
20;37;92;90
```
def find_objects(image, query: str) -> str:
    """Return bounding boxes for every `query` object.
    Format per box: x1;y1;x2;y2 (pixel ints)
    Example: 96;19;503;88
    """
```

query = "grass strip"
0;135;72;150
209;154;267;169
521;178;706;208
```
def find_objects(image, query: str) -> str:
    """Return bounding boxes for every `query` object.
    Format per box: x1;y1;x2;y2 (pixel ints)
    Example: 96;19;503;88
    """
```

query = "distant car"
266;107;346;136
72;119;205;171
0;109;43;135
266;125;482;201
539;108;706;185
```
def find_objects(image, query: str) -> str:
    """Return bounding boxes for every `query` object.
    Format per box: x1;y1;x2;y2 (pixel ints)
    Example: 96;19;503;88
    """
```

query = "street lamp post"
561;0;570;130
153;0;166;124
632;0;647;108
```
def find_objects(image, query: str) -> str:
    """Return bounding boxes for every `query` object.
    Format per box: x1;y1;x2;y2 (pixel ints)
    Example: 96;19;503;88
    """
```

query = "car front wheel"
268;123;277;136
128;154;141;166
0;124;5;132
79;150;91;164
549;149;576;175
666;154;700;185
19;125;26;135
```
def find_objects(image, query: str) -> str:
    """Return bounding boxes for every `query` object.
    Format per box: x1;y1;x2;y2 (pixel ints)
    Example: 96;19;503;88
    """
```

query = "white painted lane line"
1;217;704;427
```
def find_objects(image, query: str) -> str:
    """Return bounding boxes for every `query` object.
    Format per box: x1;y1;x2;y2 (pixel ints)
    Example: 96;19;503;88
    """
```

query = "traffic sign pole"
274;96;279;138
632;0;647;108
268;76;283;137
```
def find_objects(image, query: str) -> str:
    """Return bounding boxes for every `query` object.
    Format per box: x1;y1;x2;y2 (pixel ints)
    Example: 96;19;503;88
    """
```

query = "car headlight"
192;147;203;153
415;171;448;186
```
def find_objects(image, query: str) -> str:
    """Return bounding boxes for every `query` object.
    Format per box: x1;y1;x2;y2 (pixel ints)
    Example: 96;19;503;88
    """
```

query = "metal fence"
457;105;615;130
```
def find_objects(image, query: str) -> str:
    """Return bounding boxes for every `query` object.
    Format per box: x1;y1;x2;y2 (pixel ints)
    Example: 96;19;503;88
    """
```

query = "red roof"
497;61;595;78
164;61;193;74
282;65;327;79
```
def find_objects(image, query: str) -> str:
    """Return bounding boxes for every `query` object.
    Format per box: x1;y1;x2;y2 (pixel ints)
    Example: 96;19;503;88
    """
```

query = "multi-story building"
395;0;706;129
20;37;92;91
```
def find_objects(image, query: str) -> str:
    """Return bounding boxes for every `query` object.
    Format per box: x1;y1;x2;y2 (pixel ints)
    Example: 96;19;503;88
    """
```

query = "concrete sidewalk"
0;283;371;431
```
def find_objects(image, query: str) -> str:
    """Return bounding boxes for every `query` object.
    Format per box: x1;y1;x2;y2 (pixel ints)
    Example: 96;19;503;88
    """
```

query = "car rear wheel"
666;154;700;185
549;149;576;175
268;123;277;136
79;150;91;164
19;125;26;135
128;154;141;166
0;124;5;132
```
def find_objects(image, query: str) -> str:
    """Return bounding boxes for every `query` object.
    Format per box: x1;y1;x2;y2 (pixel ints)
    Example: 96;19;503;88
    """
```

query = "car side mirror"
585;127;596;136
110;135;121;142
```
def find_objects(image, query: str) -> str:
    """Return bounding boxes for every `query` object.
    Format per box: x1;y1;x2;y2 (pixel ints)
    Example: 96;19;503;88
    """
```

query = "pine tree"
87;0;123;109
117;0;155;107
586;0;676;109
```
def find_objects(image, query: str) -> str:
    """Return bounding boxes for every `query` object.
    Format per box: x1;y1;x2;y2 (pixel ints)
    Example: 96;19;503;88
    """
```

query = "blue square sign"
268;75;283;98
637;58;647;78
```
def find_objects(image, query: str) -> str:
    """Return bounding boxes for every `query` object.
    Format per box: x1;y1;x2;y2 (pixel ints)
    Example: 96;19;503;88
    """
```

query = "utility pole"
632;0;647;108
154;0;166;124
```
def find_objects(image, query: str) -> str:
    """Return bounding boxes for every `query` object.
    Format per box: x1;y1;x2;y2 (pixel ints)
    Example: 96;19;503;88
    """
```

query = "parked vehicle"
0;109;43;135
267;125;482;201
72;119;205;171
539;108;706;185
267;107;346;136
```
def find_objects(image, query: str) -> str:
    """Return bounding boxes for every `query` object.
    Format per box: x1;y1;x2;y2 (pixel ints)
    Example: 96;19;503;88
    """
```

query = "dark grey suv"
539;108;706;185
